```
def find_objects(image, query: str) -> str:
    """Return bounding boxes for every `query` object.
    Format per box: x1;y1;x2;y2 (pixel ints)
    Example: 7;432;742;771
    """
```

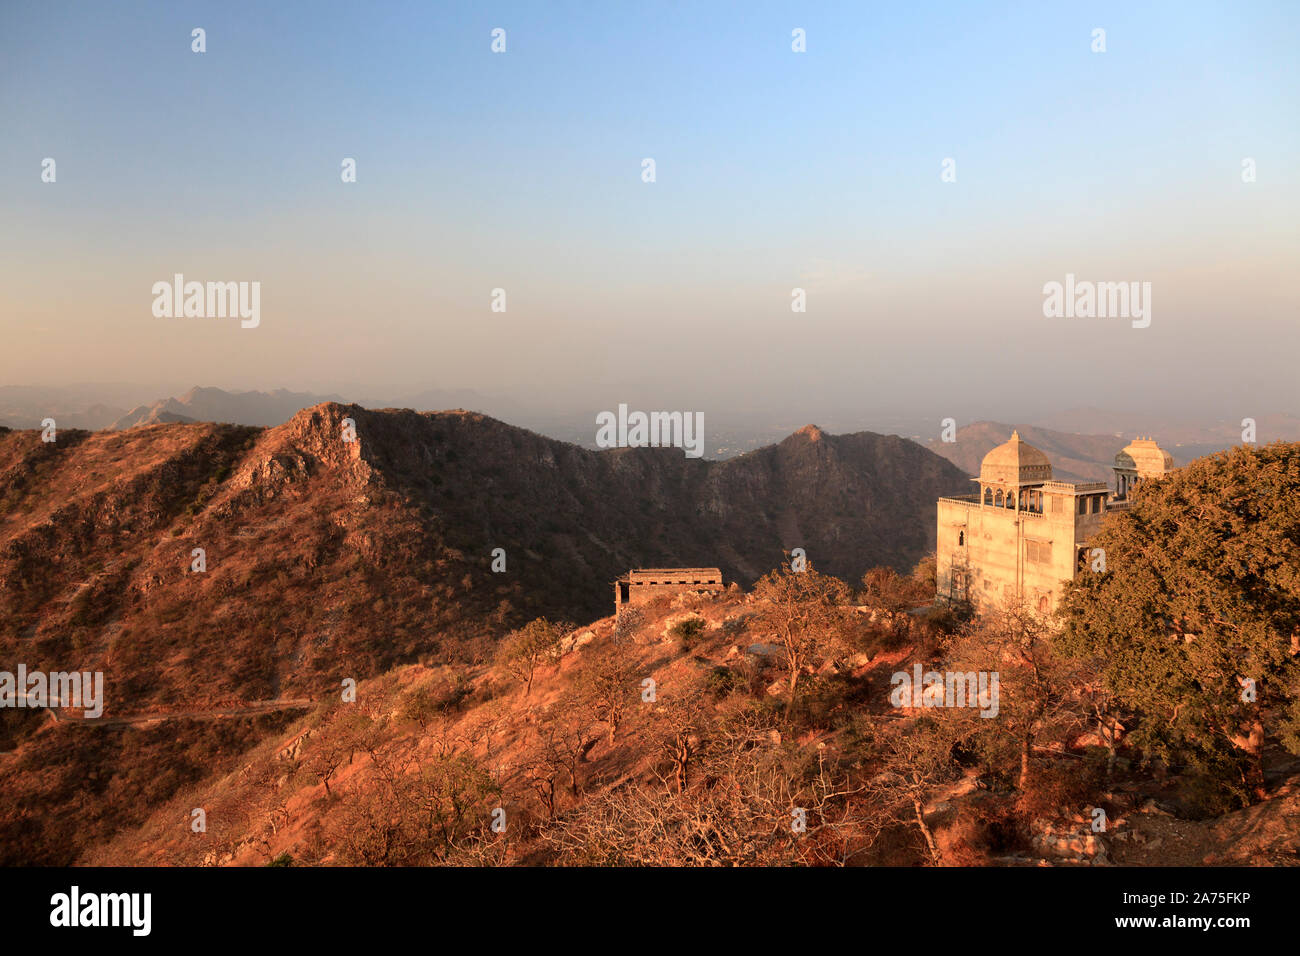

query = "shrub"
705;665;745;699
670;617;706;649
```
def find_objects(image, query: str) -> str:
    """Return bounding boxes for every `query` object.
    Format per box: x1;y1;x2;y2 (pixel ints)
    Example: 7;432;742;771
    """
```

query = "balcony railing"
939;494;1046;517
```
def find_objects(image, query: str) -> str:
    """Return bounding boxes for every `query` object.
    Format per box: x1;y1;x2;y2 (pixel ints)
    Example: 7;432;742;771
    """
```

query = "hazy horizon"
3;1;1297;425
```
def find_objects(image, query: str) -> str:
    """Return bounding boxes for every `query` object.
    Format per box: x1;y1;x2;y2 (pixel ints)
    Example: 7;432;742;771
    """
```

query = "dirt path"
40;697;314;727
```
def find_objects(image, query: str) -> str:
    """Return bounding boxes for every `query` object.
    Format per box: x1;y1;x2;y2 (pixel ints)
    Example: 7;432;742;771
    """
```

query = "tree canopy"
1057;442;1300;802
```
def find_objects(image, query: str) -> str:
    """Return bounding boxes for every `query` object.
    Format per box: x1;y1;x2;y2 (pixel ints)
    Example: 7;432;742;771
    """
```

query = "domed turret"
974;430;1054;512
1114;437;1174;476
979;430;1053;486
1113;437;1174;498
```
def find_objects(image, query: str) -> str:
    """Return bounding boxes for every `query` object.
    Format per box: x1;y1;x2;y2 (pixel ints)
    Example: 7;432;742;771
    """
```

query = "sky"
1;0;1297;428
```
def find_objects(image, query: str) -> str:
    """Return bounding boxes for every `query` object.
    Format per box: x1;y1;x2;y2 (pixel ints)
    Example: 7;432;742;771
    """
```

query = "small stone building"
614;568;723;613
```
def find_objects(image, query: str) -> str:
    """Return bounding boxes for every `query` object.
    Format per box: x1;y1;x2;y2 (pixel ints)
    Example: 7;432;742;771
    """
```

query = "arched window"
995;490;1004;508
983;488;993;506
958;531;965;546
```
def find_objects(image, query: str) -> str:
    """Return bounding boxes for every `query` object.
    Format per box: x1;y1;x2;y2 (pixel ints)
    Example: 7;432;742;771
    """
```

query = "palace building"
935;432;1173;613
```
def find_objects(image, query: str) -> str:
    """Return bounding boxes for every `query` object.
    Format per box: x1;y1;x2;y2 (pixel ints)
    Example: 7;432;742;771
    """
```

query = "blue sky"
1;1;1296;423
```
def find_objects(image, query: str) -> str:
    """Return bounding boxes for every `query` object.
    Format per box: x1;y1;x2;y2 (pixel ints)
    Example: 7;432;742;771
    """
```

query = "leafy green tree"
1058;442;1300;803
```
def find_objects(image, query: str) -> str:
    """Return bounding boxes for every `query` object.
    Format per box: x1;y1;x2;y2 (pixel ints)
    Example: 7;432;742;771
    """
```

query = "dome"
1115;437;1174;478
979;430;1053;485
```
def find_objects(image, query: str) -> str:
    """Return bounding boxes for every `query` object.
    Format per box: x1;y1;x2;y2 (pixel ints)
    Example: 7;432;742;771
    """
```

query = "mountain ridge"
0;402;969;862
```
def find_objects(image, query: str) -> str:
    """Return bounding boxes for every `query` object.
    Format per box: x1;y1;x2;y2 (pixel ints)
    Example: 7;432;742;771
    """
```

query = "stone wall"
936;492;1105;612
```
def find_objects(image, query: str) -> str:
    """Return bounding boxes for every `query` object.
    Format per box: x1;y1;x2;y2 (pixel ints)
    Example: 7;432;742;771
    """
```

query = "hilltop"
84;582;1300;868
0;404;968;863
4;425;1298;866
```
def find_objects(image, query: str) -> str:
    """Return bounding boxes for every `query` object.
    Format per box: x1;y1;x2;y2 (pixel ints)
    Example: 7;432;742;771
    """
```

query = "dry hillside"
0;404;967;863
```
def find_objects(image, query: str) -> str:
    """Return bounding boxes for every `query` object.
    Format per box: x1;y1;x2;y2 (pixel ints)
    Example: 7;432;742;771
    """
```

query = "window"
1077;496;1086;515
1026;540;1053;564
1050;496;1062;514
958;531;965;546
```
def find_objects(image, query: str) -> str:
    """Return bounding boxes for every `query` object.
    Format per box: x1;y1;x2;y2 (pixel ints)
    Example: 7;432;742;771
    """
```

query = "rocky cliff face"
0;404;968;862
0;403;972;702
1;404;967;714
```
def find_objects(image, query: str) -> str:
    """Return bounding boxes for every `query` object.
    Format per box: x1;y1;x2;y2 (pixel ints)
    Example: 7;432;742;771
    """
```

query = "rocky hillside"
0;404;967;863
1;404;966;712
83;587;1300;868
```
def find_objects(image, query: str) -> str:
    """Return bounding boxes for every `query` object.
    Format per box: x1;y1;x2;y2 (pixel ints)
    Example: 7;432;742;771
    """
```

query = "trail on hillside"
36;697;314;728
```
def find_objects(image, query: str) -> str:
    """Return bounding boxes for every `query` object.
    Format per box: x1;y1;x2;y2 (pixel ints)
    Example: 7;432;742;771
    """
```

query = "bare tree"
751;559;855;706
543;703;869;865
496;618;567;695
535;695;600;797
576;646;639;744
861;716;962;865
613;605;645;644
942;601;1088;798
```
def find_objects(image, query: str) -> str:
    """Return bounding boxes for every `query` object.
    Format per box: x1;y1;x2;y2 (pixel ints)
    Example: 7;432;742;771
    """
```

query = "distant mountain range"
0;384;524;433
1030;407;1300;446
109;386;348;429
927;422;1139;485
3;385;1296;474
